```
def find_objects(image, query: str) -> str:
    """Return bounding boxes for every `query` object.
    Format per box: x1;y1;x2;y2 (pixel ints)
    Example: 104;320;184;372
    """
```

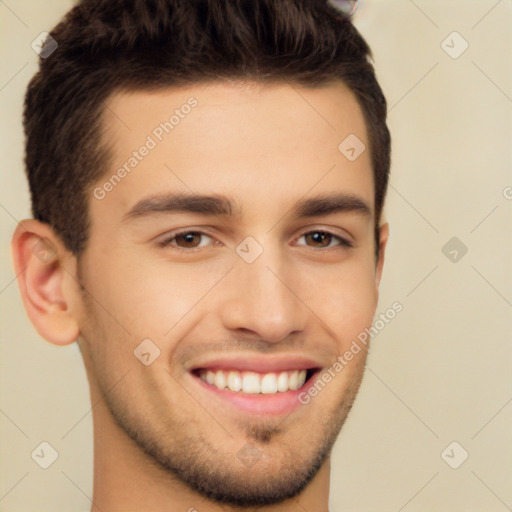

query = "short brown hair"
23;0;390;258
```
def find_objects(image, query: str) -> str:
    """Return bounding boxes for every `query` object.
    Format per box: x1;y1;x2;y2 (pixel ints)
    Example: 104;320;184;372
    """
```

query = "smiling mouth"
191;368;319;394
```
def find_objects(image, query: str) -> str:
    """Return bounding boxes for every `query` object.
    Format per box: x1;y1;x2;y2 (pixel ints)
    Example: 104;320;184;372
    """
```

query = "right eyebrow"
122;192;242;223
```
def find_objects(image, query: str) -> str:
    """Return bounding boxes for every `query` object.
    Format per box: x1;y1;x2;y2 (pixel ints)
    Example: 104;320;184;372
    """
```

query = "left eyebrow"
292;193;372;219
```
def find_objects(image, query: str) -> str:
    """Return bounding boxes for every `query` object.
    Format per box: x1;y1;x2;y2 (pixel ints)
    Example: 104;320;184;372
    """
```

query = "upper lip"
187;355;324;374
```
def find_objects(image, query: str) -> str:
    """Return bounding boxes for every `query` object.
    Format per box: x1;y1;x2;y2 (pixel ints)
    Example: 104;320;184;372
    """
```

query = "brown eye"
305;231;332;248
174;232;202;248
297;231;353;249
158;231;214;250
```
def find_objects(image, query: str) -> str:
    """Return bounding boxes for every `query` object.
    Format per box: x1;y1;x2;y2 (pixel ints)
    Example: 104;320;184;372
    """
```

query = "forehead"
102;80;368;147
93;80;373;227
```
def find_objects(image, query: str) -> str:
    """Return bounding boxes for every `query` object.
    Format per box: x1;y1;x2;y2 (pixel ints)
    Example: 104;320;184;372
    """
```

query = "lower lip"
190;371;320;416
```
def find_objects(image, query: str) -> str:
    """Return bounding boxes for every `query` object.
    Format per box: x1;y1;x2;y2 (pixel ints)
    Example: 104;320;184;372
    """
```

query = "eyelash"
157;229;354;251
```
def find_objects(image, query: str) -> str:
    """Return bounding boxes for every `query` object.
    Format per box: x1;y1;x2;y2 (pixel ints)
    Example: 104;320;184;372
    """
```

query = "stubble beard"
102;365;367;508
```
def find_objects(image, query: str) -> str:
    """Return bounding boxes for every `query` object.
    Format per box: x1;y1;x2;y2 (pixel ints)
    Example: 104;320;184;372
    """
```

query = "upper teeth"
198;369;308;394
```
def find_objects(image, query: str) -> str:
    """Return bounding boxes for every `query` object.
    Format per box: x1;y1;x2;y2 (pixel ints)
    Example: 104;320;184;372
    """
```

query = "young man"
11;0;391;510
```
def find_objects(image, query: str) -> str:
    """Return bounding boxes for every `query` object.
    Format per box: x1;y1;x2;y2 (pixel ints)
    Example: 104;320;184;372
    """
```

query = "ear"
374;222;389;290
11;219;80;346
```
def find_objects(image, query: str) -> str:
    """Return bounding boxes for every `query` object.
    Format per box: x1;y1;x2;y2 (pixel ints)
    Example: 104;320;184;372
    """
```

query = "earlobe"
11;219;80;346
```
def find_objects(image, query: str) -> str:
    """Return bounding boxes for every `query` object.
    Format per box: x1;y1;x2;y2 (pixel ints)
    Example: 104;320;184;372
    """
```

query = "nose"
217;242;308;344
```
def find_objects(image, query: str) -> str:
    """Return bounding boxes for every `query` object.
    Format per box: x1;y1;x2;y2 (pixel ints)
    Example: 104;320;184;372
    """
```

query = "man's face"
76;81;386;506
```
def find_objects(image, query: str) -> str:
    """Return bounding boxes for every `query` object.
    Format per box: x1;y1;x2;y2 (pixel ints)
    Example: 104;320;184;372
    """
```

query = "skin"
12;80;389;512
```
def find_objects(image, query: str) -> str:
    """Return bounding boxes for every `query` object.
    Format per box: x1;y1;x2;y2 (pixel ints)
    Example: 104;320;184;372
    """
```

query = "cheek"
122;264;233;334
83;253;212;336
308;262;378;347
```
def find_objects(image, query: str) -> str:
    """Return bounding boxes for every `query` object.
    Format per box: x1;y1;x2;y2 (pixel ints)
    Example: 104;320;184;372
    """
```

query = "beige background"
1;1;511;511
